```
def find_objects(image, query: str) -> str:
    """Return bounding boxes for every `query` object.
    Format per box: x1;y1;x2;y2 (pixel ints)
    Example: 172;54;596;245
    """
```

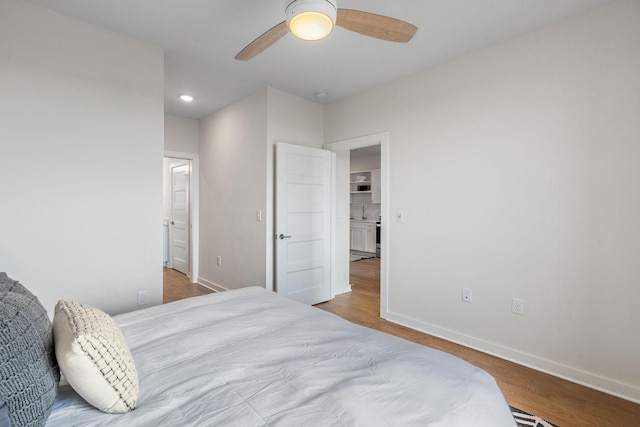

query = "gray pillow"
0;272;31;295
0;400;9;427
0;273;60;427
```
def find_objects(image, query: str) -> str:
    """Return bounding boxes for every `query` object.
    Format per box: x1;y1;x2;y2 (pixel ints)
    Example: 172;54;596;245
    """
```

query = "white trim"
333;284;352;296
164;150;199;284
266;142;274;292
324;131;390;317
197;278;227;293
330;151;337;298
386;311;640;404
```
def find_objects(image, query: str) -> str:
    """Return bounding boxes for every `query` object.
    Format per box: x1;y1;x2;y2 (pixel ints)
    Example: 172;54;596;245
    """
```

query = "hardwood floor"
163;267;213;304
163;262;640;426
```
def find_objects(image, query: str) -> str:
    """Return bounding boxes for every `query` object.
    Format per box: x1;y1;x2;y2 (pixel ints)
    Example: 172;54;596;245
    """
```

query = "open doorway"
349;146;381;298
324;132;390;319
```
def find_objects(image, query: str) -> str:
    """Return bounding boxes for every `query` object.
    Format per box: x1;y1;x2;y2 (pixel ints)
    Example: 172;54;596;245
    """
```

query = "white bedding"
47;287;516;426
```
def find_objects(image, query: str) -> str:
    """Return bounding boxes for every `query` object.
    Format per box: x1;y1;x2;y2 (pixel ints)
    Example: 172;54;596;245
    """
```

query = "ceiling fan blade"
235;21;289;61
336;9;417;43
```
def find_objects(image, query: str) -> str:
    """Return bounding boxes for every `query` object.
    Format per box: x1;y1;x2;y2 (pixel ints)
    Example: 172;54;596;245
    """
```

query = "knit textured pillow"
0;273;60;427
52;300;138;414
0;272;32;295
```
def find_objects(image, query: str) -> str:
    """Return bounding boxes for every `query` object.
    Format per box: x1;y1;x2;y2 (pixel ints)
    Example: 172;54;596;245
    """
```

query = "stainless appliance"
376;221;381;257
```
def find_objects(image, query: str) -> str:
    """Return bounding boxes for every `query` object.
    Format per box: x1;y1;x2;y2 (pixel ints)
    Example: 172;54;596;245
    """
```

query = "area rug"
350;254;374;262
511;406;558;427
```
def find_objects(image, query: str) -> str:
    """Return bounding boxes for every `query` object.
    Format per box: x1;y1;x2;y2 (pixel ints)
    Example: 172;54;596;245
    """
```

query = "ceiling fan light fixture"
286;0;337;41
235;0;416;61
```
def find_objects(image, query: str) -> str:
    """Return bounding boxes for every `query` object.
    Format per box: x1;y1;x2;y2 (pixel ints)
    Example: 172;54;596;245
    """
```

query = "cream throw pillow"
52;300;139;413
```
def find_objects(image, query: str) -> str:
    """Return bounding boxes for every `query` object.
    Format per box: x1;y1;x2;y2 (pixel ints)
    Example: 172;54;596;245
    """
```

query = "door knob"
171;221;175;225
279;234;292;240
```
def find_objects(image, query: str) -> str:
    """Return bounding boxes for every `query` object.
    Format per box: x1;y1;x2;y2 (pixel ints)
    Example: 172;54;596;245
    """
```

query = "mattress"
47;287;516;426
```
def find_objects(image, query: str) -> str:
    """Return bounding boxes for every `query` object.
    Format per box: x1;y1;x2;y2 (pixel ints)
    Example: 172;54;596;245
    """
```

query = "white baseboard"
332;284;352;297
385;310;640;404
197;277;227;293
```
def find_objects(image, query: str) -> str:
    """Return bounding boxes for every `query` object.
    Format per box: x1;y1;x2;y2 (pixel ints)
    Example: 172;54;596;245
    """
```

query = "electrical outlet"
217;256;222;266
512;298;525;315
462;288;472;303
137;290;149;306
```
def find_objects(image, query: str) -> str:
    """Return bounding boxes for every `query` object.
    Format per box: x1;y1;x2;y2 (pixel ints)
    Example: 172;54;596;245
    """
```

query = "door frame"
324;132;390;318
164;151;199;284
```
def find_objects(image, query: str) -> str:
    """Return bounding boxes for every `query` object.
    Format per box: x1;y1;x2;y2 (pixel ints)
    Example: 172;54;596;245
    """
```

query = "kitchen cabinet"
350;169;381;204
350;221;376;253
350;227;364;251
350;171;371;194
363;226;376;252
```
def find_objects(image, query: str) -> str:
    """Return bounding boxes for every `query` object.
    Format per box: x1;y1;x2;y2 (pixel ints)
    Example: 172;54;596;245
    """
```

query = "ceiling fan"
235;0;418;60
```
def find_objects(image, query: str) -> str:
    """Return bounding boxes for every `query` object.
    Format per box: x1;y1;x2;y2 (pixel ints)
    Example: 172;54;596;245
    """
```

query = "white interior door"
171;163;189;275
275;142;332;305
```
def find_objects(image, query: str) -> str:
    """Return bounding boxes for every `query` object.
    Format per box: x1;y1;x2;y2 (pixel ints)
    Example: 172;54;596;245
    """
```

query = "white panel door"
275;142;331;305
171;163;189;275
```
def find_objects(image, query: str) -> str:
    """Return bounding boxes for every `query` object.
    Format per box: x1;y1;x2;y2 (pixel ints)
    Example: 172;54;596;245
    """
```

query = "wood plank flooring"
163;263;640;426
163;267;213;304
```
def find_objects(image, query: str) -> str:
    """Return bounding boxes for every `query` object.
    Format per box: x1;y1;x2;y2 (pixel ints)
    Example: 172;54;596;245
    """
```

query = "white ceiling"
28;0;616;120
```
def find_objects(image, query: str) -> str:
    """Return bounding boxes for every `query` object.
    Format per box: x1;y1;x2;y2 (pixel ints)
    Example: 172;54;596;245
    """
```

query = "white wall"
164;114;199;154
267;87;325;149
199;90;268;290
324;0;640;402
0;0;165;315
350;152;380;172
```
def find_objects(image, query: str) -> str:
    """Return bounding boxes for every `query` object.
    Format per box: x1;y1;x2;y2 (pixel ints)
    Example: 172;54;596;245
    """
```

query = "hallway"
162;268;213;304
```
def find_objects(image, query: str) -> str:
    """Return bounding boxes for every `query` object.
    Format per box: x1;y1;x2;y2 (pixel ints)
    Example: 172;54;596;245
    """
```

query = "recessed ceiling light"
315;90;328;99
179;94;194;102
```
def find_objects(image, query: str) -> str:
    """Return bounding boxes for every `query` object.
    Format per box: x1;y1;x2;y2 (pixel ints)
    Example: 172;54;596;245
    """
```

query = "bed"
2;277;516;426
